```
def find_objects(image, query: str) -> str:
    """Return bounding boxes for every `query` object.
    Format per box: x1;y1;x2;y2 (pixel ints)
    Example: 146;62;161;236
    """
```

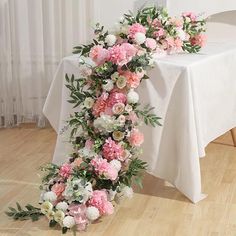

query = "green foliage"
39;163;59;184
135;104;162;127
5;203;42;221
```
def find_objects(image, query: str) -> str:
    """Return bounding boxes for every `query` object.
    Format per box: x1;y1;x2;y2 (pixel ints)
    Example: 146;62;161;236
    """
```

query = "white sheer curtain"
0;0;93;127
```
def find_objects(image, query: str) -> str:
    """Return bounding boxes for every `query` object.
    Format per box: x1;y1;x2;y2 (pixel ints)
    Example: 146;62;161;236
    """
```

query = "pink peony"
89;45;109;65
145;38;157;50
91;157;118;180
190;34;207;47
122;71;141;89
88;190;114;215
108;43;137;66
106;91;127;108
92;92;109;117
102;137;124;160
182;12;197;21
59;163;72;178
68;204;88;231
128;23;146;38
51;183;65;197
128;128;144;147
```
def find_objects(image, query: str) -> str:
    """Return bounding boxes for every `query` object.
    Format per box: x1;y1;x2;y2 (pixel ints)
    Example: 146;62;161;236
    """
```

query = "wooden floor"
0;127;236;236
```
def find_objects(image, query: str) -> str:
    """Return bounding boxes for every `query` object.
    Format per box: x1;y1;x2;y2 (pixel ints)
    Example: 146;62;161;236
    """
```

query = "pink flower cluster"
122;70;142;88
182;12;197;21
88;190;114;215
89;45;109;65
128;23;146;38
191;34;207;47
91;156;118;180
102;137;124;160
108;43;137;66
59;163;72;178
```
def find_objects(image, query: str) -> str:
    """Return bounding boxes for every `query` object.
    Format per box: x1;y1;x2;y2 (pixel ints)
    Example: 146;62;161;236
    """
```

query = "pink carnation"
122;71;141;89
68;204;88;231
128;23;146;38
88;190;114;215
102;137;124;160
108;43;137;66
128;128;144;147
91;156;118;180
145;38;157;50
92;92;109;117
51;183;65;197
89;45;109;65
59;163;72;178
182;12;197;21
191;34;207;47
106;91;127;108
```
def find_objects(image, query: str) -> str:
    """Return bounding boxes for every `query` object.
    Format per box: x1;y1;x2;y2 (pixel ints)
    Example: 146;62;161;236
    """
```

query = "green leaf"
62;227;68;234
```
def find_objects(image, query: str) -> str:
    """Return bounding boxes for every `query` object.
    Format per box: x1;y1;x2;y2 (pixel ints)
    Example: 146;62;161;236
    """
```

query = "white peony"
102;80;114;92
94;114;117;133
84;97;94;109
56;201;69;212
43;191;57;202
121;186;134;199
86;206;100;221
110;159;122;172
63;216;76;228
127;89;139;104
134;32;146;45
176;28;187;41
105;34;117;46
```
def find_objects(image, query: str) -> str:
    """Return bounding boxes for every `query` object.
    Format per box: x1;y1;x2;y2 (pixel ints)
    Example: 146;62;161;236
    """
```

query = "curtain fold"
0;0;93;128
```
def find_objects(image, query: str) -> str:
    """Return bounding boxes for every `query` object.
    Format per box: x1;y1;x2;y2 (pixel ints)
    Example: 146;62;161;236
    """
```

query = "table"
43;42;236;203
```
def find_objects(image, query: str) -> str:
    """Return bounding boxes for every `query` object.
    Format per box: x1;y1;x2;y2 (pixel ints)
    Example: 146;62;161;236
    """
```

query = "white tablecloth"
43;42;236;203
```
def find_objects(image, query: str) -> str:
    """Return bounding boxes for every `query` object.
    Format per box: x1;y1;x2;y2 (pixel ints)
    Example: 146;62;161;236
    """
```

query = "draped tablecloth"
43;42;236;203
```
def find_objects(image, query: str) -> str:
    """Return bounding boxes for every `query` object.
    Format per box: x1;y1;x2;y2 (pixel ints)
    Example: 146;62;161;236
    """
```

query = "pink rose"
88;190;114;215
106;91;127;108
128;128;144;147
112;102;125;115
89;45;109;65
59;163;72;178
102;137;124;160
128;23;146;38
145;38;157;50
182;12;197;21
51;183;65;197
122;71;140;89
191;34;207;47
91;157;118;181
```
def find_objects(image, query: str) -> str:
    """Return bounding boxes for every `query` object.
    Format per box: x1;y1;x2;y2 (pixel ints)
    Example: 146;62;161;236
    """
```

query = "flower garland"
6;7;206;234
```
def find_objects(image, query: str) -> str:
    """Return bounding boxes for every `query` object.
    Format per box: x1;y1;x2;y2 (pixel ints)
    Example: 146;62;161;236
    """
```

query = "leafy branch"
5;203;42;221
135;104;162;127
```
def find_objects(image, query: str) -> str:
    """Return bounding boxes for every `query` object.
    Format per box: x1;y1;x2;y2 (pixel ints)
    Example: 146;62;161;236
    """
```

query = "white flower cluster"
93;114;118;133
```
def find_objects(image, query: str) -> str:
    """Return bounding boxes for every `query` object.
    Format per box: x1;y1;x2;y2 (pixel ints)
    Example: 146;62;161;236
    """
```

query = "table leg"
231;128;236;147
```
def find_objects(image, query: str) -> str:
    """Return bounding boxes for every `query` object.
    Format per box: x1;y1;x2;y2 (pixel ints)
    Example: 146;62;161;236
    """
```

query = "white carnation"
102;80;114;92
105;34;117;46
134;32;146;45
56;201;69;212
121;186;134;199
86;206;100;221
110;160;122;172
127;89;139;104
63;216;76;228
43;191;57;202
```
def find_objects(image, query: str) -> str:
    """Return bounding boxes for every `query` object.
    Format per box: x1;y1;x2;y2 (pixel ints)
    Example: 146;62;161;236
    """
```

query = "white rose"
127;89;139;104
185;17;191;23
43;191;57;202
176;28;186;41
84;97;94;109
121;186;133;199
116;76;127;89
46;210;55;220
41;201;53;214
110;159;122;172
125;104;133;112
63;216;76;228
102;80;114;92
86;206;100;221
56;201;69;212
134;32;146;45
54;210;65;223
105;34;117;46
